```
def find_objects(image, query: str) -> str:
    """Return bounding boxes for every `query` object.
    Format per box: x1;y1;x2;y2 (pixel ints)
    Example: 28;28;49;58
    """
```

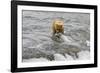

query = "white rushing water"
61;35;72;43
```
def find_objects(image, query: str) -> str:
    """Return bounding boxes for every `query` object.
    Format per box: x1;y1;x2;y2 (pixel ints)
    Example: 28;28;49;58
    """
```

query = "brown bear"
52;19;64;35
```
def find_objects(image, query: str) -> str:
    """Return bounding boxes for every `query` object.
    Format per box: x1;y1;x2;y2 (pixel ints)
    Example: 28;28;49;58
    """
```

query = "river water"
22;10;90;62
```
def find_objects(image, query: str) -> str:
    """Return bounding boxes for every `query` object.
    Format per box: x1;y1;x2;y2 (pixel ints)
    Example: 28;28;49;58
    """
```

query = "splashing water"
61;34;72;43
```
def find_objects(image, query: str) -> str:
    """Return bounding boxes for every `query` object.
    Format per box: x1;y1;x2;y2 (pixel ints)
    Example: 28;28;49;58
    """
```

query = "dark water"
22;10;90;62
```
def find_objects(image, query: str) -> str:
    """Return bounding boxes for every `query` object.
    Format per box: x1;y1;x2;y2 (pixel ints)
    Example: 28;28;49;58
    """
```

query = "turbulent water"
22;10;90;62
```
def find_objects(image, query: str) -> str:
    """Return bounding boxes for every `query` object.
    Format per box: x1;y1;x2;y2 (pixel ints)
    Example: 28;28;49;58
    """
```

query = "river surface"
22;10;90;62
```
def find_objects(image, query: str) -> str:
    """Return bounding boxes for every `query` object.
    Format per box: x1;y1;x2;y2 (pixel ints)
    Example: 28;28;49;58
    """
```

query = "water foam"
61;35;72;43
